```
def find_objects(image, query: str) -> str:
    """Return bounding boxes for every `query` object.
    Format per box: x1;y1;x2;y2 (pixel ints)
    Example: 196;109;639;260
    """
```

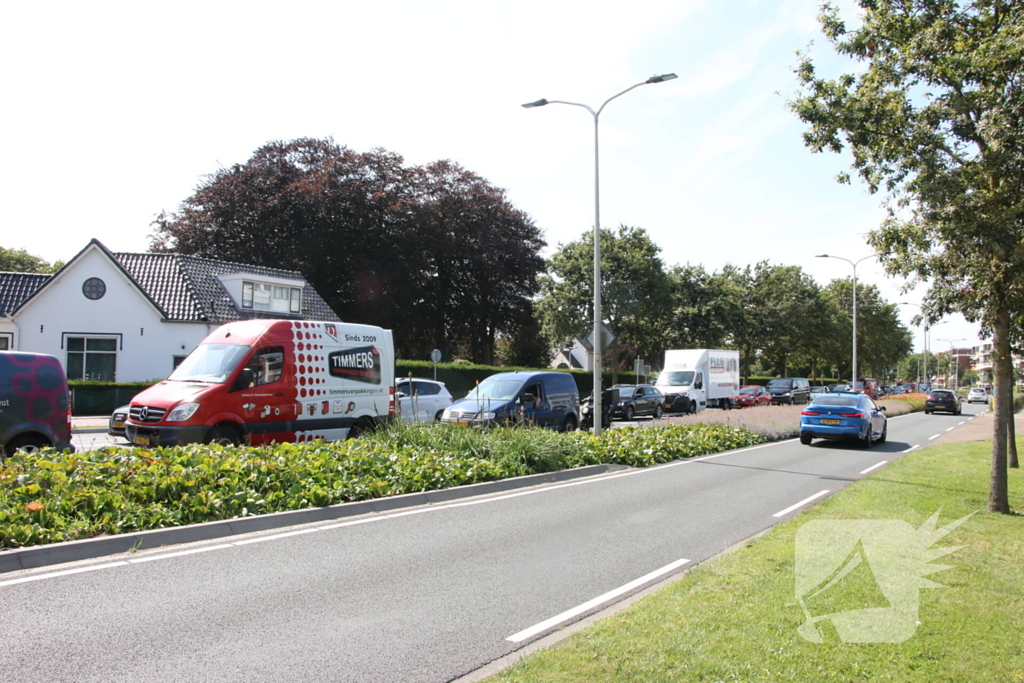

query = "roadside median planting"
0;422;765;550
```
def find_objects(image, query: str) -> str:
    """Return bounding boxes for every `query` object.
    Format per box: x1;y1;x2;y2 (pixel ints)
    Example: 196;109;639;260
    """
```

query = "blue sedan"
799;393;888;447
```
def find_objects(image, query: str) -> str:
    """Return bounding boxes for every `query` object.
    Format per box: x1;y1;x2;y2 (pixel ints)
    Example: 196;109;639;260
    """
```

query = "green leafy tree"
665;264;745;351
791;0;1024;512
823;279;913;380
150;138;544;365
537;225;673;381
0;246;60;273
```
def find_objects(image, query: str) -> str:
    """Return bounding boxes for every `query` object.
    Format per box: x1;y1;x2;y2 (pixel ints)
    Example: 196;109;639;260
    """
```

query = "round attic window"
82;277;106;300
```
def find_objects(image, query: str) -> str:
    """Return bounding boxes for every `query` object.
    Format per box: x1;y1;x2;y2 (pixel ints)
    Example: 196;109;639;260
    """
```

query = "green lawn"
490;440;1024;682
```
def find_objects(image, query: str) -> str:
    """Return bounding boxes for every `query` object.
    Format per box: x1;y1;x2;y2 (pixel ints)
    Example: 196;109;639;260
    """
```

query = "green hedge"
0;423;765;549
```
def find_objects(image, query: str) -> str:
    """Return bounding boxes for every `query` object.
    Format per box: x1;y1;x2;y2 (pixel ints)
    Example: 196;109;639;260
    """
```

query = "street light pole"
524;73;677;435
817;253;876;386
939;338;967;390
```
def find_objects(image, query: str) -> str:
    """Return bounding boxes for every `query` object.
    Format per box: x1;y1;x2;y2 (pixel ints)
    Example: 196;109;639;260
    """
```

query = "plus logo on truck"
328;346;382;384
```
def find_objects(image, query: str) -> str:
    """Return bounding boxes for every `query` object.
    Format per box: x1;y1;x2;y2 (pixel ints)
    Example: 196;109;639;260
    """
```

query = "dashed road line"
772;490;830;518
859;461;888;474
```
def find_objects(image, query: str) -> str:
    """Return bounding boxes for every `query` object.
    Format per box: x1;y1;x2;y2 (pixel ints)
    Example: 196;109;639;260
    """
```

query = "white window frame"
240;280;302;314
66;334;119;381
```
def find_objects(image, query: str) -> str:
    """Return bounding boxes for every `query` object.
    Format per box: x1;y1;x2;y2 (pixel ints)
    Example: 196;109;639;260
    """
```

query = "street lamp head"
816;254;829;258
521;99;549;108
646;73;678;84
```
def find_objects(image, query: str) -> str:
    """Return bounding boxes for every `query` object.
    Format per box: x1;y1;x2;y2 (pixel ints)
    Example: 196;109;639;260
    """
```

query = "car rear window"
810;397;859;407
930;391;954;398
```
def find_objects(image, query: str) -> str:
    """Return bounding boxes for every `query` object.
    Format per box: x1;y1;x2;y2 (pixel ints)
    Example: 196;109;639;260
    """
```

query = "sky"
0;0;985;355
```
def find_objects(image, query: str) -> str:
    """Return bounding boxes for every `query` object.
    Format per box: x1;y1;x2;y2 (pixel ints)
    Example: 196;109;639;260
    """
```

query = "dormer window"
242;281;301;313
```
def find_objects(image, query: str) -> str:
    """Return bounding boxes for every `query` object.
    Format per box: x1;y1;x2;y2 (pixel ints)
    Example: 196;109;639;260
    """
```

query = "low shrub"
0;422;765;549
881;392;927;412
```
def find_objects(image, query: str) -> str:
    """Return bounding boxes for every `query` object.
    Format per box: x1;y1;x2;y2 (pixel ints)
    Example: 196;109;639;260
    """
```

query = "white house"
0;239;340;382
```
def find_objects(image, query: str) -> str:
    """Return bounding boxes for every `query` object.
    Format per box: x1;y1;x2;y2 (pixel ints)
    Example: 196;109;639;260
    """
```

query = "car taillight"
840;412;864;418
801;410;820;416
388;386;395;417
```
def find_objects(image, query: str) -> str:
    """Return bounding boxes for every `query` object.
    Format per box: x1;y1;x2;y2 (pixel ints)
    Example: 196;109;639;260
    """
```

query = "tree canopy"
0;246;60;273
790;0;1024;512
150;138;545;364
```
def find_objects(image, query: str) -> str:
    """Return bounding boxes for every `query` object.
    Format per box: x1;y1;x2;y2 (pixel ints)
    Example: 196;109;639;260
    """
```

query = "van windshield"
767;379;793;389
657;371;694;387
168;344;251;383
463;378;524;402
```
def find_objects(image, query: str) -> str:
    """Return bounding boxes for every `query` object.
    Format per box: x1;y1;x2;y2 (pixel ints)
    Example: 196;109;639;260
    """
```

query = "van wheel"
562;416;577;433
348;419;375;439
206;424;241;446
624;406;635;421
6;434;50;455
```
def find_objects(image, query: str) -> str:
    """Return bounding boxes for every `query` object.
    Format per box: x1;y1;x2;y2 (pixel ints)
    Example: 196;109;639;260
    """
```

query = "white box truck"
655;349;741;413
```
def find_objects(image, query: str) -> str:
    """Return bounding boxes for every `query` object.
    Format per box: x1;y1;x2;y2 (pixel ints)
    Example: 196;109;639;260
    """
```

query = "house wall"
12;247;214;382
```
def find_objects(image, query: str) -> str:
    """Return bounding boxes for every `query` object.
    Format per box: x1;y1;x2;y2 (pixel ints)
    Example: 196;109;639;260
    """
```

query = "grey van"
767;377;811;405
1;351;75;457
440;371;580;431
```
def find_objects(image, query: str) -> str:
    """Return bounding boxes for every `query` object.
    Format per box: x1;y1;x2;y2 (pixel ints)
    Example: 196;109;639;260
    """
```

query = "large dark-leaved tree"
791;0;1024;512
150;138;545;364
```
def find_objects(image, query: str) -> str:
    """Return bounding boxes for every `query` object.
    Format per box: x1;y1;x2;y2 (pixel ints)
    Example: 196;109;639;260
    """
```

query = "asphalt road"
1;404;985;682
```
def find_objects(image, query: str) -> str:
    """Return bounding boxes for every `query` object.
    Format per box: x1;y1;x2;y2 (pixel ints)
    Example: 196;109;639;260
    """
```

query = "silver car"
396;379;454;423
967;388;990;404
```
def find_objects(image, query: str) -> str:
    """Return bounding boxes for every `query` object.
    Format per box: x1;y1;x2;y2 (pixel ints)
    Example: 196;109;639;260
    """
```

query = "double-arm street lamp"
816;253;876;386
524;73;677;435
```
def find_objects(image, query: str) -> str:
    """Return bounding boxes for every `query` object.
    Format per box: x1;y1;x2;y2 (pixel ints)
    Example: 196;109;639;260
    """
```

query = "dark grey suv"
609;384;665;421
767;377;811;405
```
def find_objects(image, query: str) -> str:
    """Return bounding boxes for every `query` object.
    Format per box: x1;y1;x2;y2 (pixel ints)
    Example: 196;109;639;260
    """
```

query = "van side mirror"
233;368;255;392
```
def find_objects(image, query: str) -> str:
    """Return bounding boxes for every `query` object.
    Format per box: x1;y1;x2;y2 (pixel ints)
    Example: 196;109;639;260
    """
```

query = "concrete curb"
0;463;628;575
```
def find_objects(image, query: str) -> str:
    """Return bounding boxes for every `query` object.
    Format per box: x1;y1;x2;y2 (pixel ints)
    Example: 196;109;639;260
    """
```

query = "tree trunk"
989;307;1011;513
1008;417;1018;469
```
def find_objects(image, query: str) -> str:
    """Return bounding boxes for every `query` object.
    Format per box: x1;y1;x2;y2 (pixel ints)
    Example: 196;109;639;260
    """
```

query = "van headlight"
442;408;453;420
478;411;496;420
166;402;200;422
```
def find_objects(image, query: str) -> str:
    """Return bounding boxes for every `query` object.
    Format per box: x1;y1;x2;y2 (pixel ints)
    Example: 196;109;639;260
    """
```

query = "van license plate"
821;419;841;425
113;420;125;429
133;436;151;446
452;421;469;427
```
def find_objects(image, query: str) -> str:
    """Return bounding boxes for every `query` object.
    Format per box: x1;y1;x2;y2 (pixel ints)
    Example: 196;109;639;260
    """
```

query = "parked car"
109;404;130;439
830;383;852;393
1;351;75;457
899;382;916;394
396;379;453;423
967;388;990;404
608;384;665;420
800;393;888;447
810;386;827;396
736;385;772;407
440;371;580;431
925;389;962;415
767;377;811;405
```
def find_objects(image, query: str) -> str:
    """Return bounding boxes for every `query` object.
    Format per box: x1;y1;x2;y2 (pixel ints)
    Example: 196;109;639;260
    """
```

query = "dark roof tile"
0;271;50;317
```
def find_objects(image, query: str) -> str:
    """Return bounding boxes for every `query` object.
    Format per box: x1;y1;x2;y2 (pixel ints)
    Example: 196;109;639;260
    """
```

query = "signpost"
430;349;442;380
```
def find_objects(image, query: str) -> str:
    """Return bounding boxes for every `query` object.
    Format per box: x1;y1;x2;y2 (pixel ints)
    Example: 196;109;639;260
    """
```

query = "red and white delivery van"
125;319;395;447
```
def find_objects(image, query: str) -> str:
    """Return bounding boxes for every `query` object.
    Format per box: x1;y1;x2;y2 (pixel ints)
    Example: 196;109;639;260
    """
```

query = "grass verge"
488;439;1024;682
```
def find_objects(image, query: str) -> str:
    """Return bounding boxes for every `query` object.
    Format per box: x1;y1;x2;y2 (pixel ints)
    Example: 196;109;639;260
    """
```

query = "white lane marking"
859;461;888;474
506;557;691;643
232;527;321;546
0;561;128;589
958;421;965;425
128;544;234;563
772;490;830;518
0;440;812;587
946;427;956;432
929;434;941;440
903;445;920;453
